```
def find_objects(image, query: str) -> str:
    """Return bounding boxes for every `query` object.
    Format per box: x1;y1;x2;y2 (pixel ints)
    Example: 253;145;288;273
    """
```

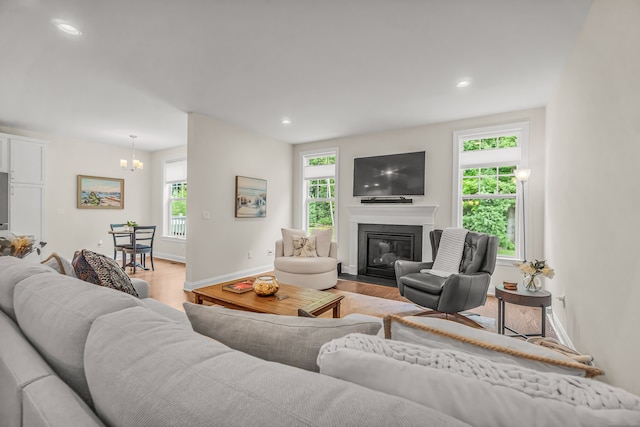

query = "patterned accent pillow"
281;228;307;256
292;235;317;257
72;249;139;297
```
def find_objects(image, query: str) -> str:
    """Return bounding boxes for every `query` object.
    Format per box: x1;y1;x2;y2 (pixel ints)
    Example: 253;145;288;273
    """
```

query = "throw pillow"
292;235;318;257
311;228;333;257
72;249;139;297
318;334;640;427
383;315;602;377
41;253;77;278
183;303;381;372
281;228;307;256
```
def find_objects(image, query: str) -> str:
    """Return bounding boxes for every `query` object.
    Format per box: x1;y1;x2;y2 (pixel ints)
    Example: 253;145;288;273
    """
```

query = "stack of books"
222;280;254;294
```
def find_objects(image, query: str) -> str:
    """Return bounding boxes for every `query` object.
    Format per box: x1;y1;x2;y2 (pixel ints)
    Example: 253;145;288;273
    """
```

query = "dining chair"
123;225;156;273
109;223;132;260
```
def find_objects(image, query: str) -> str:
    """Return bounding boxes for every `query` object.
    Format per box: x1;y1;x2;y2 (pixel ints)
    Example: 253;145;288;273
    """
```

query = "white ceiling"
0;0;592;152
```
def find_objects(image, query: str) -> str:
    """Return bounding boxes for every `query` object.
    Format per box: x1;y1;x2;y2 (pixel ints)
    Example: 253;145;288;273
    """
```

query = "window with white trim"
452;122;529;259
164;159;187;238
302;150;337;239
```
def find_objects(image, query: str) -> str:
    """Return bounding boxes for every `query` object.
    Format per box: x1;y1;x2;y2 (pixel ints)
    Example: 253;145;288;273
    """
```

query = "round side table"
495;283;552;338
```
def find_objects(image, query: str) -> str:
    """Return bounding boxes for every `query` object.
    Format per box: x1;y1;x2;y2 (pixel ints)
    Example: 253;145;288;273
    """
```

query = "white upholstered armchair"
273;229;338;290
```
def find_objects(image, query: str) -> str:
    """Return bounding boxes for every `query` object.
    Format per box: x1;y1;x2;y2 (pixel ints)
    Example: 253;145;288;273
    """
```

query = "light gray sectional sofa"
3;256;640;427
0;256;466;427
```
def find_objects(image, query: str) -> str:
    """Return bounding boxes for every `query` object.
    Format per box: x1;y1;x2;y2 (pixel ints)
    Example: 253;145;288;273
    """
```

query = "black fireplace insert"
357;224;423;279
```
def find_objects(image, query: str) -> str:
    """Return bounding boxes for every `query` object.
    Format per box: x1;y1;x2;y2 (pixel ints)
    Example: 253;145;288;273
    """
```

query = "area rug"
321;288;497;331
329;279;554;338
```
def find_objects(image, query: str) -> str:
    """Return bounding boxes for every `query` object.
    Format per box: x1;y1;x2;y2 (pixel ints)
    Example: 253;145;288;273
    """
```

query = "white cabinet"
0;133;47;255
0;137;8;172
10;138;45;184
9;183;44;243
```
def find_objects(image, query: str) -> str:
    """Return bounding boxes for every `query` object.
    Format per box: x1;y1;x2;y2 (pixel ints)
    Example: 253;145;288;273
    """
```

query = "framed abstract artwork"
77;175;124;209
235;176;267;218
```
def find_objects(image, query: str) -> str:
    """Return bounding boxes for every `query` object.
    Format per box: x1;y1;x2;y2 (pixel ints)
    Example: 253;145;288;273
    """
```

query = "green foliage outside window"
307;156;336;166
309;201;335;228
462;198;516;255
306;155;336;236
463;135;517;151
461;135;519;256
463;166;516;195
308;178;335;229
171;182;187;216
172;201;186;216
308;179;334;199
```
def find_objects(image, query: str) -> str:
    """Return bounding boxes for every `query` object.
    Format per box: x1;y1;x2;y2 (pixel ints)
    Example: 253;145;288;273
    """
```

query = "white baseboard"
547;308;575;350
343;264;357;275
114;252;185;264
153;252;186;263
183;264;273;291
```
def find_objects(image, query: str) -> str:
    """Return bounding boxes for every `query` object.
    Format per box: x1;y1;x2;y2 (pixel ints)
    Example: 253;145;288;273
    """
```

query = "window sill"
496;257;520;267
161;236;186;243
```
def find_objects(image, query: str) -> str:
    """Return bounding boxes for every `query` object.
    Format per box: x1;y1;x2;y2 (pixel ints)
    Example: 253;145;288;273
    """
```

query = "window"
452;123;529;259
302;150;338;239
164;159;187;238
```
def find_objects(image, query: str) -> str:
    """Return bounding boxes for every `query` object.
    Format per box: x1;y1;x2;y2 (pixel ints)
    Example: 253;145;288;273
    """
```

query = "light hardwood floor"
130;258;555;337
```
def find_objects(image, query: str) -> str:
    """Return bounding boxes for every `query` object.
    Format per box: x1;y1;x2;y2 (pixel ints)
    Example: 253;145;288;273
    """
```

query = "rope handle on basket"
383;314;603;378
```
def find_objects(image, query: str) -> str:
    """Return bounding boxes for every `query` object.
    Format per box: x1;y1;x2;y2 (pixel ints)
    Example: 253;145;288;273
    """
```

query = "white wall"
150;145;188;262
0;126;151;260
185;113;292;289
545;0;640;395
292;107;546;288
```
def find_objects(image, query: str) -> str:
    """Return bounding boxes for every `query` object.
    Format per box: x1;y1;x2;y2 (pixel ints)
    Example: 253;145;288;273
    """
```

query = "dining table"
108;228;152;271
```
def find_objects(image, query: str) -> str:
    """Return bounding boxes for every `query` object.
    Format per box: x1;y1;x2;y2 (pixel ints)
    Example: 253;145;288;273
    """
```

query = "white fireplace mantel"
345;204;438;275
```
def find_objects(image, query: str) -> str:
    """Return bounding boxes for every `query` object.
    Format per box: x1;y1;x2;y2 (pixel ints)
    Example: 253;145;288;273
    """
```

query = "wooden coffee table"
192;279;344;318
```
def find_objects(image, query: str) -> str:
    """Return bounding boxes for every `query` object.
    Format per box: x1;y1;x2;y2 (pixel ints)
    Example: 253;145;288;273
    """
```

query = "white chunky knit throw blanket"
319;334;640;411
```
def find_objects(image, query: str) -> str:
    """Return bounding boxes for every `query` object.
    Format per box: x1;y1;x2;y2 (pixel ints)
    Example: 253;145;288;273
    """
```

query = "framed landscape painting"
235;176;267;218
77;175;124;209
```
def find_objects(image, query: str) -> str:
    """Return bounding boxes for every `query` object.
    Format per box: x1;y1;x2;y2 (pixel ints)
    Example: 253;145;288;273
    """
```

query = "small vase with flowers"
514;259;554;292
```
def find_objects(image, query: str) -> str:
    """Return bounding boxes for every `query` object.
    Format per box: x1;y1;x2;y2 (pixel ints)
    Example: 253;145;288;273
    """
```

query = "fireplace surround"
345;205;438;276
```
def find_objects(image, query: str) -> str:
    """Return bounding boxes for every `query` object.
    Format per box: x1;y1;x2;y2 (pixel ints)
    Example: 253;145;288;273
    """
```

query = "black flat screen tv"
353;151;425;197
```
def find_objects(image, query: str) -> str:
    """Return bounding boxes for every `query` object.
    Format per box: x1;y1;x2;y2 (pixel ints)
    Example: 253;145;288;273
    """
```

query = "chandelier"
120;135;143;172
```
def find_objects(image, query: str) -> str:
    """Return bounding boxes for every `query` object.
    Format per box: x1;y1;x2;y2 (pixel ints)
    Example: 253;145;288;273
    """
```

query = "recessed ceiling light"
52;19;82;35
58;23;81;35
456;80;471;88
281;118;291;125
